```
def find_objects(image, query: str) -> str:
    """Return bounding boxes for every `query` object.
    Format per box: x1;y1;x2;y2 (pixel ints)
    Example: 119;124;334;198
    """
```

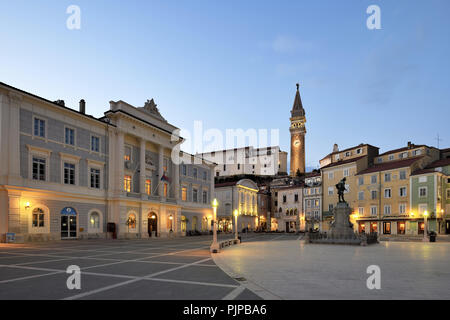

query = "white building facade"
0;82;214;242
198;146;288;177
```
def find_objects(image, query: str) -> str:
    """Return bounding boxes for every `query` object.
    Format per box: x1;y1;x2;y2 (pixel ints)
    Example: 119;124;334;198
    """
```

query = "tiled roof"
356;156;423;175
319;144;379;161
378;145;426;156
320;156;366;170
426;158;450;169
411;158;450;176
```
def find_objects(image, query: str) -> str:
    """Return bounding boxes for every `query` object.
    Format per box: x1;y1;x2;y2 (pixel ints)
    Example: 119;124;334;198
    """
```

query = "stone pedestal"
329;202;355;239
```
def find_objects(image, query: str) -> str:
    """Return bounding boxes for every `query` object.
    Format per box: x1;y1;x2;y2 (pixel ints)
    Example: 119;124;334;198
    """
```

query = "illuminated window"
32;208;45;228
397;222;406;234
127;213;136;229
89;212;100;229
163;183;168;197
145;179;151;195
124;146;131;161
124;175;132;192
182;187;187;201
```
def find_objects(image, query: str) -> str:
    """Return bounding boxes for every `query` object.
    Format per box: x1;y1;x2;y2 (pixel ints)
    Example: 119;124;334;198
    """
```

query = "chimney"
333;144;339;153
79;99;86;114
54;100;65;106
407;141;412;149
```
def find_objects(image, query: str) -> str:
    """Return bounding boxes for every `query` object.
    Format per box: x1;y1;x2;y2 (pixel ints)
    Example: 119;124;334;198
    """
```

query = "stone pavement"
213;239;450;300
0;233;296;300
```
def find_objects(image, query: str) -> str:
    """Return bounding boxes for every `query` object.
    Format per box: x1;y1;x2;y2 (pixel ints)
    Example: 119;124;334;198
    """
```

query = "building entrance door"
446;220;450;234
61;215;77;239
286;222;290;232
148;213;158;237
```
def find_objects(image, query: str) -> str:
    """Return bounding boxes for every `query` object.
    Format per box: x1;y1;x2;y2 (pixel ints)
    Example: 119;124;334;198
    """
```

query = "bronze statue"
336;177;347;203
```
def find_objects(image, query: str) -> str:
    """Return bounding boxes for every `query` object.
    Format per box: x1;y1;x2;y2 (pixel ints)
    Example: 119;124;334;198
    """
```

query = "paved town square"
0;234;296;300
1;234;449;300
214;239;450;300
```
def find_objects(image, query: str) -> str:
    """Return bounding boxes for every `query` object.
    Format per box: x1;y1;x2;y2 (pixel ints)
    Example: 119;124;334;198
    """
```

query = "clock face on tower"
293;139;300;147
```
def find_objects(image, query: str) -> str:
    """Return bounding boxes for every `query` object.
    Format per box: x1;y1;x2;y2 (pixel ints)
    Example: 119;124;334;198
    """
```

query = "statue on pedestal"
335;177;347;203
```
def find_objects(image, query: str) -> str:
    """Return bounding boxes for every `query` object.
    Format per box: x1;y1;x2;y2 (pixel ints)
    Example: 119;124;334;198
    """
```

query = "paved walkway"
213;239;450;300
0;234;275;300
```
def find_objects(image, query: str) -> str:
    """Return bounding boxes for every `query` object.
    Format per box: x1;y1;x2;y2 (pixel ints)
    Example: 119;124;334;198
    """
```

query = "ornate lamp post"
423;210;429;242
234;209;240;242
210;198;220;253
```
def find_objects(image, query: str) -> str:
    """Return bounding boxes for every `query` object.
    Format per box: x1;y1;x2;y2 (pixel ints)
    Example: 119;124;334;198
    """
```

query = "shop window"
383;222;391;234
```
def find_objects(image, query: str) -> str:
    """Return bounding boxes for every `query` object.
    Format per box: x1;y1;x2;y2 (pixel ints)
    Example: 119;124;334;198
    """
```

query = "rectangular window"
371;190;377;200
65;127;75;145
32;157;46;181
203;171;207;180
384;205;391;215
315;199;319;208
294;194;299;202
283;195;287;203
237;163;240;170
399;187;407;197
388;155;394;161
413;149;422;156
124;146;131;161
358;177;364;185
384;188;392;198
343;169;350;177
370;206;377;216
202;191;207;204
358;191;364;200
182;164;187;176
328;187;334;195
399;203;406;214
358;207;364;215
182;187;187;201
447;189;450;199
419;204;428;215
34;118;45;137
64;163;75;185
384;173;391;182
91;136;100;152
399;170;407;180
193;188;198;202
328;172;334;180
90;168;100;189
419;187;427;197
371;175;377;184
329;204;334;211
145;179;151;195
193;168;198;179
124;175;132;192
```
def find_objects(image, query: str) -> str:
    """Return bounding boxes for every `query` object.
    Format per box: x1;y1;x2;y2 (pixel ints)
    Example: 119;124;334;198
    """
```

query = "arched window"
126;213;136;229
286;209;289;216
32;208;45;228
290;209;294;216
279;207;282;213
88;211;101;233
181;215;186;232
294;208;298;216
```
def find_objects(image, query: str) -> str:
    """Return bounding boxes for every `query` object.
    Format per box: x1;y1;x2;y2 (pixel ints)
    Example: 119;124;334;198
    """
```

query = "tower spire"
291;83;305;118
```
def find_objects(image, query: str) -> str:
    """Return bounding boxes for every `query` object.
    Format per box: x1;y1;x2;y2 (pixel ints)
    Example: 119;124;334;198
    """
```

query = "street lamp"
234;209;240;242
423;210;429;242
169;215;173;232
210;198;220;253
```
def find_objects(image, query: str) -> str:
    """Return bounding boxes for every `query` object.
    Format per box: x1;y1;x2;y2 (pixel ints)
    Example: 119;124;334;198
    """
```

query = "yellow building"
353;143;440;235
320;144;379;230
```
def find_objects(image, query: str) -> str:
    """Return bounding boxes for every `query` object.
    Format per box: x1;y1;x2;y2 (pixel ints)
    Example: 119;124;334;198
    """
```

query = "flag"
160;172;171;183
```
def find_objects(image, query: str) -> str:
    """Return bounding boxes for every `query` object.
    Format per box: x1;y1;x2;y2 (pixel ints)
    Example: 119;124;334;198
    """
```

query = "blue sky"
1;0;449;169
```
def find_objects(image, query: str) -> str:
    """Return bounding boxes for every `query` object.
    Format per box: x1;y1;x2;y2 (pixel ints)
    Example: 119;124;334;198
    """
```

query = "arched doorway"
61;207;77;239
148;212;158;237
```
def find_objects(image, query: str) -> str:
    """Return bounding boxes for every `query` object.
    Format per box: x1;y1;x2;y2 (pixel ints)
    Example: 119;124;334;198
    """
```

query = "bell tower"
290;83;306;176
